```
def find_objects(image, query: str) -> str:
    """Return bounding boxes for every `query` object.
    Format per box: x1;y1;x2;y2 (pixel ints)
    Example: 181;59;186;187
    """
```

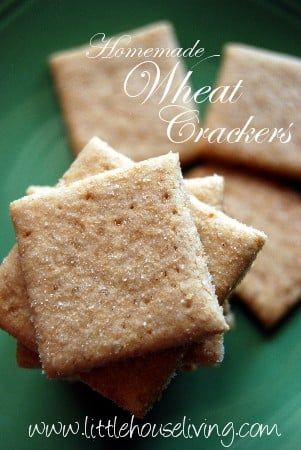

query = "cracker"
188;164;301;326
11;153;226;377
1;137;222;363
200;44;301;179
50;22;200;163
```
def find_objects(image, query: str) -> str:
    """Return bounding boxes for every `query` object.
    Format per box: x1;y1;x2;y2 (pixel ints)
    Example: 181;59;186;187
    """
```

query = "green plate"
0;1;300;449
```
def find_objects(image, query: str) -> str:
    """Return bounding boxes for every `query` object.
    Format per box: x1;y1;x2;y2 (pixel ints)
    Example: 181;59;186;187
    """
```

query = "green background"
0;0;300;449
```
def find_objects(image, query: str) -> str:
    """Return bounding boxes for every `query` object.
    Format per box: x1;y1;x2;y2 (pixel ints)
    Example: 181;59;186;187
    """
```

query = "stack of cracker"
193;43;301;327
0;137;266;417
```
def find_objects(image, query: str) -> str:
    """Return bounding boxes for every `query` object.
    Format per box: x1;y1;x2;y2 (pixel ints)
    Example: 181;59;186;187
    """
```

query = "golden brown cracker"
50;22;200;163
200;44;301;179
0;138;223;366
188;164;301;326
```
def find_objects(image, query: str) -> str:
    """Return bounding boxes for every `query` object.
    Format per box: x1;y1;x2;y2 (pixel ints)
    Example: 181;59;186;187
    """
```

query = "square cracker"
50;22;200;163
11;153;226;377
188;164;301;327
0;137;222;358
200;44;301;179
